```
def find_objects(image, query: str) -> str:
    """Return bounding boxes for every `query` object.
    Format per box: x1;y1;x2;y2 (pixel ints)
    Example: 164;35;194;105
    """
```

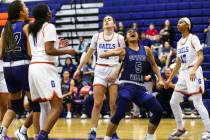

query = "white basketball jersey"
177;34;202;70
90;32;125;66
29;23;59;64
0;60;3;72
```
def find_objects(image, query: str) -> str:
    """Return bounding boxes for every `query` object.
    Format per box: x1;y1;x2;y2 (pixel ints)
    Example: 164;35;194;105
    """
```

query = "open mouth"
130;34;136;37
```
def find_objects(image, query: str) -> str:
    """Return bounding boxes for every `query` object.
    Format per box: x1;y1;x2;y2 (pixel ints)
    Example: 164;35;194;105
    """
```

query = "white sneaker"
125;115;131;119
14;129;29;140
66;112;72;119
201;132;210;140
81;114;87;119
169;129;188;139
103;115;110;119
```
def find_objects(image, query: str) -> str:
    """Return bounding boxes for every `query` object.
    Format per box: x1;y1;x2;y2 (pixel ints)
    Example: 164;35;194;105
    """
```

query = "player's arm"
145;46;163;82
191;35;204;72
76;47;95;71
23;24;31;57
100;47;125;58
167;57;181;82
0;31;3;59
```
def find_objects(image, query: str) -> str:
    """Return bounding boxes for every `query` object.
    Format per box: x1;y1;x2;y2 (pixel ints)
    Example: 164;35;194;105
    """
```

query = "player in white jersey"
74;15;125;140
0;59;9;121
165;17;210;140
28;4;75;140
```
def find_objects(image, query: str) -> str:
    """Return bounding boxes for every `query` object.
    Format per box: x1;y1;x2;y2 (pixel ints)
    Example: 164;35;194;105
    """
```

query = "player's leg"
191;94;210;139
105;83;133;140
0;93;9;121
108;84;118;117
37;95;63;140
88;85;106;140
0;91;23;139
133;87;163;140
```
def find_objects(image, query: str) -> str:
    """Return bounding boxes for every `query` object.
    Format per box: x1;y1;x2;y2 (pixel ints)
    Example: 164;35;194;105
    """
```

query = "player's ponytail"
2;0;23;55
29;4;50;45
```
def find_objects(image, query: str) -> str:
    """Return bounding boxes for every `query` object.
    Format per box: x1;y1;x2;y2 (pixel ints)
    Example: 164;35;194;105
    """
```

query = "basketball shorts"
29;63;62;102
93;64;119;87
3;60;30;93
175;66;204;95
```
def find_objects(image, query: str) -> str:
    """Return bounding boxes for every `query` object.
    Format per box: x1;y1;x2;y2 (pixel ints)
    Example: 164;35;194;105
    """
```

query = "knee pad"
149;98;163;125
111;98;129;125
29;100;40;112
9;98;24;115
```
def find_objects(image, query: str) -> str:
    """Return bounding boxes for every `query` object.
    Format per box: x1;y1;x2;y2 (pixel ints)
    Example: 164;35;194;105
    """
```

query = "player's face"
126;29;139;42
103;16;115;29
177;20;188;32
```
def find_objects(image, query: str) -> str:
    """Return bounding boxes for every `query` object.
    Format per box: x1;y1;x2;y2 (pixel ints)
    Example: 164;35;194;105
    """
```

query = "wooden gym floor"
6;118;204;140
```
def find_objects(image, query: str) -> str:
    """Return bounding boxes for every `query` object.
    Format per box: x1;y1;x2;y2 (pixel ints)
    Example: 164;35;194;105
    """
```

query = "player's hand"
59;39;69;48
164;79;170;89
190;69;196;81
73;69;80;80
106;71;118;83
158;80;165;88
99;51;109;58
144;75;152;81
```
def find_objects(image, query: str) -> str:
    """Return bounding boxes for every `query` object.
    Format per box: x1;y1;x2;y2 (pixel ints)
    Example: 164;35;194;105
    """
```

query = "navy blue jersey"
120;46;147;84
61;79;70;95
3;21;29;62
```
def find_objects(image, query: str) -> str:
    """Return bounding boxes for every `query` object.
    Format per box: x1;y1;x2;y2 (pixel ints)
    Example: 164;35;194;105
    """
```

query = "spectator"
74;36;89;64
159;19;174;45
131;22;138;31
117;21;125;37
82;58;94;85
151;34;163;59
61;57;77;78
61;71;73;119
204;18;210;47
159;41;173;69
156;68;178;118
146;23;158;41
139;32;152;47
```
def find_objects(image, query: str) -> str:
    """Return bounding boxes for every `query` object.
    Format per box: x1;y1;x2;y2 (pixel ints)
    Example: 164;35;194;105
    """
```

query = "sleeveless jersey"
29;23;59;64
177;34;203;70
3;21;29;62
90;32;125;66
120;46;147;84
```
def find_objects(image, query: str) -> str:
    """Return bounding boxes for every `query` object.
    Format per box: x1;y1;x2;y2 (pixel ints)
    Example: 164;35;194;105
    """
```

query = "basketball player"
73;15;125;140
100;29;163;140
0;59;9;122
0;1;40;140
28;4;76;140
165;17;210;140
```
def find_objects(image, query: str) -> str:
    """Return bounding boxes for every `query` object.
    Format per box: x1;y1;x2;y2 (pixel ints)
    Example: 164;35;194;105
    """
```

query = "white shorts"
29;63;62;102
0;72;8;93
93;64;119;87
175;66;204;95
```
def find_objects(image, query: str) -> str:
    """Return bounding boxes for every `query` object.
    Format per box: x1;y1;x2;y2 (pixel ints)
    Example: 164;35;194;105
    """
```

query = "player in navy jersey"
100;29;164;140
0;1;40;140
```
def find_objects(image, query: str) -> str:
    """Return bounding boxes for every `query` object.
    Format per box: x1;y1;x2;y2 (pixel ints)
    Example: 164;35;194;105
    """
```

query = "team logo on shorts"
51;80;55;87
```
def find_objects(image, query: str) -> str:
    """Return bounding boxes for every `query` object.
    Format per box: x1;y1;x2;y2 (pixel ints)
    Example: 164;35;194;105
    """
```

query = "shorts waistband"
119;80;144;87
96;63;111;67
3;60;30;67
31;62;55;65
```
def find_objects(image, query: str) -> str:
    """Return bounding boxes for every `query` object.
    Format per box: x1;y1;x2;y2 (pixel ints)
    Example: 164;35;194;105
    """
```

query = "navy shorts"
3;64;30;93
118;83;154;105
